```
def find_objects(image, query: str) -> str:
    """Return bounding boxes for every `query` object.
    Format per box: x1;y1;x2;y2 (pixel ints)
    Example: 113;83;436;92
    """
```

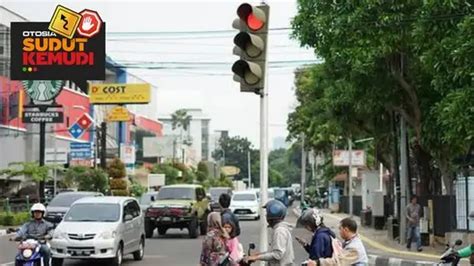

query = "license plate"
160;217;172;222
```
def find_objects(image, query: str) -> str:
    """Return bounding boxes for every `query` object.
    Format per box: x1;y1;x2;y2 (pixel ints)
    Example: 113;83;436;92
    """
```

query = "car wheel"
157;226;168;235
110;243;123;266
255;215;260;221
145;218;155;238
52;258;64;266
133;238;145;261
188;217;199;238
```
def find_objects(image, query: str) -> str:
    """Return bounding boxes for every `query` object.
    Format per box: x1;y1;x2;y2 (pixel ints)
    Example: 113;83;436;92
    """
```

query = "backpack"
331;237;343;258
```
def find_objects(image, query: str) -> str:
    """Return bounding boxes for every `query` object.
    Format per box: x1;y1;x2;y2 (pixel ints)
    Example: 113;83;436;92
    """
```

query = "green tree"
64;166;109;194
151;163;179;185
1;162;51;198
213;135;255;181
291;1;473;195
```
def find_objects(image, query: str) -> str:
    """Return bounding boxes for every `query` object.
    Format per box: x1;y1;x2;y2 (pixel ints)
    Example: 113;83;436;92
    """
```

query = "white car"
50;196;145;266
230;191;260;220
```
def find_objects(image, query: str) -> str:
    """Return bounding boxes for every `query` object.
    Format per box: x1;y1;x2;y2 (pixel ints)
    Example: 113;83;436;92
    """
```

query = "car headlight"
53;230;67;239
99;230;117;240
22;249;33;258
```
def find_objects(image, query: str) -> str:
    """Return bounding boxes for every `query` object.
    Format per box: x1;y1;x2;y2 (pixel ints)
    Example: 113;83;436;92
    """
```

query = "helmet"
264;200;287;220
298;208;323;229
30;203;46;216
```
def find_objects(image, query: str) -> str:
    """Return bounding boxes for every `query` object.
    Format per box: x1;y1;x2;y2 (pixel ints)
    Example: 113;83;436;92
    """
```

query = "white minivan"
51;196;145;266
230;191;260;220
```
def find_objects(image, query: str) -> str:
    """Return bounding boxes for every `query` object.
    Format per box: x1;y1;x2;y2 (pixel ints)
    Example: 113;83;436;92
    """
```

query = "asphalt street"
0;206;444;265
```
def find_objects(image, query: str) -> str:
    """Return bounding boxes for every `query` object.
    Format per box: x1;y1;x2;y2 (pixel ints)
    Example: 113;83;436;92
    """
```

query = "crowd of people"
199;193;368;266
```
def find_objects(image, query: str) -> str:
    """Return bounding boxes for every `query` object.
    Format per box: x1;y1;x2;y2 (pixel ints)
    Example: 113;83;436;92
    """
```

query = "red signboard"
77;9;103;38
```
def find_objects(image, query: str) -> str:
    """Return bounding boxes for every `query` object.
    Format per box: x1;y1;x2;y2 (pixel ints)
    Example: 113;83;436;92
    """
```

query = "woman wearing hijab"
200;212;230;266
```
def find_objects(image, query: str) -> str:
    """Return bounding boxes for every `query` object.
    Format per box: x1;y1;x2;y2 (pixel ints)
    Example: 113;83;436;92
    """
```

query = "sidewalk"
292;207;469;265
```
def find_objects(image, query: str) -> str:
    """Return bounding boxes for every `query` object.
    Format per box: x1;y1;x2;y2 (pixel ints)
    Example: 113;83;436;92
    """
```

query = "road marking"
0;262;14;266
323;212;440;260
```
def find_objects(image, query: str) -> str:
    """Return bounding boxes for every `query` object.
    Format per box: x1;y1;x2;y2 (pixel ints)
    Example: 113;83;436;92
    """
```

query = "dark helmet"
297;208;323;229
264;199;287;221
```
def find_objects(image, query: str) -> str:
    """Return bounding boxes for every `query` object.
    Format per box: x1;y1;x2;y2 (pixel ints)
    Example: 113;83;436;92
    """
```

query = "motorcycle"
11;235;50;266
239;243;256;266
438;239;463;265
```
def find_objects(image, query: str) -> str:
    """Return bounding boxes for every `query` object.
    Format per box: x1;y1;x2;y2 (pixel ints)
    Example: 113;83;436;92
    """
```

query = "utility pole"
100;122;107;169
301;134;306;203
348;137;353;216
248;150;252;188
400;116;408;244
39;120;46;200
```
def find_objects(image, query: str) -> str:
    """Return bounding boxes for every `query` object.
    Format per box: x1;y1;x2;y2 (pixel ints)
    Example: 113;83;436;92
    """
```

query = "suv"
51;196;145;266
144;184;210;238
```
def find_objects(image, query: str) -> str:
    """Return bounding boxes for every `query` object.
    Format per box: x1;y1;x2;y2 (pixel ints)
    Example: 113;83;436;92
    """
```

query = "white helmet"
31;203;46;216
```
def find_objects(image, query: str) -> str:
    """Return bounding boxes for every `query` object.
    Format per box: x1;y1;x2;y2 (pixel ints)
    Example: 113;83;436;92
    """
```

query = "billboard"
143;136;175;158
89;83;151;104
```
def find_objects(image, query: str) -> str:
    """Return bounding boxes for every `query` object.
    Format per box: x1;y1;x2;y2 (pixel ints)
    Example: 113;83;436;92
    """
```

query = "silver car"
50;196;145;266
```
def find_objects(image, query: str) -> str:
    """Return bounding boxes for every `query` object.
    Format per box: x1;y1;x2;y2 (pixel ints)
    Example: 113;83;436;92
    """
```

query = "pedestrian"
296;208;336;260
406;195;423;252
245;199;294;266
200;212;230;266
219;193;241;238
222;214;244;265
305;217;368;266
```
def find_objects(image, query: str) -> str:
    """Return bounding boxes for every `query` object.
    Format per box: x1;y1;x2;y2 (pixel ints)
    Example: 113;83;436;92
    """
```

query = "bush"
130;179;146;197
110;178;128;190
108;158;126;179
64;167;109;193
111;189;129;196
0;212;30;226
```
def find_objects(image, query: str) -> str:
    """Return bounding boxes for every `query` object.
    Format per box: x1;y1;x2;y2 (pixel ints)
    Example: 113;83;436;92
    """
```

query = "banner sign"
89;83;151;104
332;150;366;166
10;22;105;80
22;110;64;123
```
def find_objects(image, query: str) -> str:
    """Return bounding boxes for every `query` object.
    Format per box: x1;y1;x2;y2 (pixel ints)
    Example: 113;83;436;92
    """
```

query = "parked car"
230;190;260;220
50;196;145;266
209;187;232;211
144;184;210;238
45;191;103;225
138;191;159;212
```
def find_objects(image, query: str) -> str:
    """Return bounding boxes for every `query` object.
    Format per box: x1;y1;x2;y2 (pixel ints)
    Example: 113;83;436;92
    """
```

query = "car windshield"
157;187;195;200
140;193;157;205
275;190;286;198
210;189;229;201
49;193;95;207
233;194;256;201
64;203;120;222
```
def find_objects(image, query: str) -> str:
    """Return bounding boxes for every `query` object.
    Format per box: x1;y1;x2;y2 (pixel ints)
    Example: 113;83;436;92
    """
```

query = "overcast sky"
2;0;316;148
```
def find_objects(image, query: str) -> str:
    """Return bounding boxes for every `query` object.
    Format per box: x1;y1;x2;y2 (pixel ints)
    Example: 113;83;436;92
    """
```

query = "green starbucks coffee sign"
22;80;64;102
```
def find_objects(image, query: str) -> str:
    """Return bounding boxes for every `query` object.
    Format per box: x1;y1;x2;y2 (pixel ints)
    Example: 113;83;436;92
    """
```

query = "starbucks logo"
22;80;64;101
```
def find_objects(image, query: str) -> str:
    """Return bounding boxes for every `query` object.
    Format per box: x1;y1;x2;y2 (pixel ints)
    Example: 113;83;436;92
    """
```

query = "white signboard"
148;174;165;188
332;150;366;166
45;148;68;165
143;136;175;158
120;144;136;164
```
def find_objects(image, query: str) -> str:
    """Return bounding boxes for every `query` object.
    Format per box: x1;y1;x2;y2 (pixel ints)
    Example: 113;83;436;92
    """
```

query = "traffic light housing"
232;3;269;94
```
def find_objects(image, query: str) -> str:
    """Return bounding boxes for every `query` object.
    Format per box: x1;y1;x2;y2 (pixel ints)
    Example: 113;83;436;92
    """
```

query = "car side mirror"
150;196;155;202
455;239;463;246
124;214;133;222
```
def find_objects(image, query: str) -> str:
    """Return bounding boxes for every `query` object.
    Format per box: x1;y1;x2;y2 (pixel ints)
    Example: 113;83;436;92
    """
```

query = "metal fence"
0;196;48;213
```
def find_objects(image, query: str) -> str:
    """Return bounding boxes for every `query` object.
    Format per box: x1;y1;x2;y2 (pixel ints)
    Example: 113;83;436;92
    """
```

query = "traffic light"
232;3;269;94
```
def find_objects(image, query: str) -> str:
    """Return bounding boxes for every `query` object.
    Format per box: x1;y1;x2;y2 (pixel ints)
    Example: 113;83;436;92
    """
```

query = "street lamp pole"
348;137;353;216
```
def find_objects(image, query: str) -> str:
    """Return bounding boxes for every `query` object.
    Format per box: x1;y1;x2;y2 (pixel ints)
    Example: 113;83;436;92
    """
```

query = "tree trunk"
412;142;440;196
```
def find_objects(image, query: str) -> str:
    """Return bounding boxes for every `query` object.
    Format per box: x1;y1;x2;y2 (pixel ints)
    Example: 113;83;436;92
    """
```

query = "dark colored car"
44;191;103;224
209;187;232;211
274;188;289;207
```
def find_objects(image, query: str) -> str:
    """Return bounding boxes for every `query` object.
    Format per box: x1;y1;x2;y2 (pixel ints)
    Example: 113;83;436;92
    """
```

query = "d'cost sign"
89;83;151;104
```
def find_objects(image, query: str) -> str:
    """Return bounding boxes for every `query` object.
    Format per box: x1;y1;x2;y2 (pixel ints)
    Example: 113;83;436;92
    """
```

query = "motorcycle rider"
10;203;53;266
245;199;294;266
296;208;336;260
449;211;474;263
